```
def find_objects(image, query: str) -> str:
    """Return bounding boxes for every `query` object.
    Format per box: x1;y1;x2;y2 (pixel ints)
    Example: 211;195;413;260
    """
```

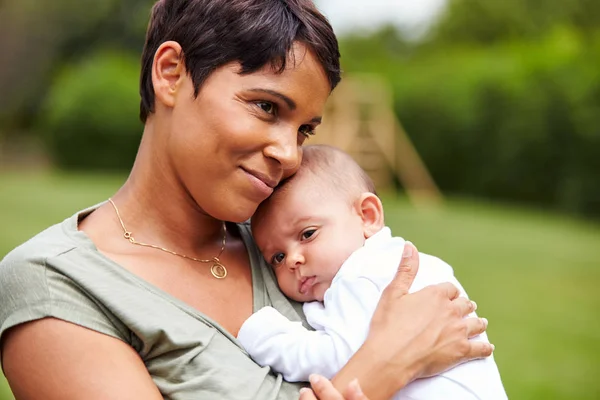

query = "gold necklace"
108;198;228;279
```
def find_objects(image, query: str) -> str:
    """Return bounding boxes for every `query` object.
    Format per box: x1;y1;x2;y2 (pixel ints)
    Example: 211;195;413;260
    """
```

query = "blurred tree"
41;50;142;171
0;0;152;136
337;3;600;217
1;0;598;216
429;0;600;44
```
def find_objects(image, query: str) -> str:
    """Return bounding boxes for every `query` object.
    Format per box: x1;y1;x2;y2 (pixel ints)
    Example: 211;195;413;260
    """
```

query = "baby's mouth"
299;276;317;294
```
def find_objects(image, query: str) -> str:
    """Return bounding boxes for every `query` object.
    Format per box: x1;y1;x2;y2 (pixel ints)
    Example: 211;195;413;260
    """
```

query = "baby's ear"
356;193;385;239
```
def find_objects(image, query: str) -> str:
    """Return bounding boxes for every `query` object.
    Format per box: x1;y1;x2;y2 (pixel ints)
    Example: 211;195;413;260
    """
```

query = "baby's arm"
237;278;381;382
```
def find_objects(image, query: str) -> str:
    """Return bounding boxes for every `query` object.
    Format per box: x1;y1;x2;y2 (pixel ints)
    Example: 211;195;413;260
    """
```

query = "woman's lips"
299;276;317;294
242;168;275;198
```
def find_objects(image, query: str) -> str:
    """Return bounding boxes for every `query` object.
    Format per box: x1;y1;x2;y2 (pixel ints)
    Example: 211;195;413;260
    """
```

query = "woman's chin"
199;195;260;223
224;204;260;224
228;214;254;224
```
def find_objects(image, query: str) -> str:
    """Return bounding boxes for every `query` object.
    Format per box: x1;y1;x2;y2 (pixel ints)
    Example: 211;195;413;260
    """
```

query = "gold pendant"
210;261;227;279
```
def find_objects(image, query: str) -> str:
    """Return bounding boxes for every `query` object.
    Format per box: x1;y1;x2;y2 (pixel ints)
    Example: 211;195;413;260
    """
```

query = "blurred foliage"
429;0;600;44
398;29;600;216
0;0;151;134
338;0;600;217
40;50;142;170
0;0;598;215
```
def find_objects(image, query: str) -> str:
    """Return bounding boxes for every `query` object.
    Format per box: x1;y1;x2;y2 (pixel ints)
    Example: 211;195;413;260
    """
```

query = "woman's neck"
110;123;225;254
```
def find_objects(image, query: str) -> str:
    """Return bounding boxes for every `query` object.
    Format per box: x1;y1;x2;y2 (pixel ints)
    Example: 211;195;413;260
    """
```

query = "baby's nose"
287;251;305;269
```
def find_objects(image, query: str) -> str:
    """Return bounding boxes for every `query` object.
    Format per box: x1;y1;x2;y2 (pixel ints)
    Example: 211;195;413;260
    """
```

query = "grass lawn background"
0;171;598;399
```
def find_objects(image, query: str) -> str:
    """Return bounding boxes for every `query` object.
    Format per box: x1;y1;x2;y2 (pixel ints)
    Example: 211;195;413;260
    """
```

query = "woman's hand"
299;375;369;400
331;242;493;400
368;242;492;380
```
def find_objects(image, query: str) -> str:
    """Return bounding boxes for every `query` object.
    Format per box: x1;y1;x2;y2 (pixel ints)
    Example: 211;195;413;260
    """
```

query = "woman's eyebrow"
248;88;296;110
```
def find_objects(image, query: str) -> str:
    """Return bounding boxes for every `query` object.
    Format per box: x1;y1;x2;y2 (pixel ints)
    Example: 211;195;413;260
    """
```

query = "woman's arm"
331;242;492;400
2;318;163;400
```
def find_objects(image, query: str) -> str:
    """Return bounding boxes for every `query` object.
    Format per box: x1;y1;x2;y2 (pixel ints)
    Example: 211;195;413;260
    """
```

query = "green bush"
41;50;142;171
341;27;600;217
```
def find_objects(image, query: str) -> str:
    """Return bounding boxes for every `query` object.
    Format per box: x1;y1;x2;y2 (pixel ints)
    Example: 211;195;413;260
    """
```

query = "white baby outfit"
238;227;507;400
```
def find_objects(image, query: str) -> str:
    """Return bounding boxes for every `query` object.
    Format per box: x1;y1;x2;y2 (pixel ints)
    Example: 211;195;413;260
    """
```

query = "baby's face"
252;179;366;302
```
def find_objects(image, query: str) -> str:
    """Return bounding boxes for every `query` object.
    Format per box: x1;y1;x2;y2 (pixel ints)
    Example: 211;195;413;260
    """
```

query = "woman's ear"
152;41;185;110
356;193;385;239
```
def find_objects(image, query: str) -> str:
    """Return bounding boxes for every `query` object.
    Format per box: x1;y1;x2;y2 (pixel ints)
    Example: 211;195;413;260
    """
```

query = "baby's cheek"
283;280;298;299
315;283;329;302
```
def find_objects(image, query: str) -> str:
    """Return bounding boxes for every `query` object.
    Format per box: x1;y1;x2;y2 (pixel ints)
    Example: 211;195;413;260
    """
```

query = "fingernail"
299;388;310;394
402;241;413;258
482;317;488;327
491;343;495;352
349;379;364;395
471;301;477;311
309;374;320;385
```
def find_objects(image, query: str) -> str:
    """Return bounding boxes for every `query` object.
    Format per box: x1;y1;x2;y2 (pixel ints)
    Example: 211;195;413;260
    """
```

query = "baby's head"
251;145;385;302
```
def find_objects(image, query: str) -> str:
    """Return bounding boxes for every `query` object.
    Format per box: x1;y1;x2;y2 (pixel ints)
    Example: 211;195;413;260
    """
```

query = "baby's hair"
276;144;376;202
252;145;375;230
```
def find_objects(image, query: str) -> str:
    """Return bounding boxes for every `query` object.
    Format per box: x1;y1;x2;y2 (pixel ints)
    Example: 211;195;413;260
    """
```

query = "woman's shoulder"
2;205;98;268
1;215;79;283
0;206;131;344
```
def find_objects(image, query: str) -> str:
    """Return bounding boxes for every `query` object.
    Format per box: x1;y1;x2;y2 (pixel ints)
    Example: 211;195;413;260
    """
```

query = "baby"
238;145;507;399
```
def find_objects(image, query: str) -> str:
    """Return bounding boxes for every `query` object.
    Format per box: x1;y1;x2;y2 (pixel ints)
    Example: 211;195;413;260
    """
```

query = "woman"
0;1;492;399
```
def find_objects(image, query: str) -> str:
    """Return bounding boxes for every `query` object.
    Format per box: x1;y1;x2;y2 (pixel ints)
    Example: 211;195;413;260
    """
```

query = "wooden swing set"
312;74;443;207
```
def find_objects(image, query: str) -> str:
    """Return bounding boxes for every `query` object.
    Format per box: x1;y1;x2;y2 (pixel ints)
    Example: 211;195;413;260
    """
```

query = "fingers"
302;376;370;400
299;387;318;400
465;315;489;338
460;316;494;361
439;281;461;301
388;241;419;295
464;339;495;360
452;296;477;317
306;374;343;400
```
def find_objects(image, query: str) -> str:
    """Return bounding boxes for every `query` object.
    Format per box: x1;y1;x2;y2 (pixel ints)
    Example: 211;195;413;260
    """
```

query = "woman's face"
165;43;331;222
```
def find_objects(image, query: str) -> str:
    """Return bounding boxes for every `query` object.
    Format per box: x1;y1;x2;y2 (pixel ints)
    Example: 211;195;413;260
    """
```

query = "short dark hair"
139;0;341;122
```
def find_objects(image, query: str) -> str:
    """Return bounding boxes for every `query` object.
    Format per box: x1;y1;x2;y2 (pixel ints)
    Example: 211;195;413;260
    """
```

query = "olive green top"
0;204;307;399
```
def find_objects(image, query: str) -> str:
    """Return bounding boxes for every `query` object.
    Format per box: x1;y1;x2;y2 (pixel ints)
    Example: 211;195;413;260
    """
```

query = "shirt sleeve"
0;250;130;366
237;276;381;382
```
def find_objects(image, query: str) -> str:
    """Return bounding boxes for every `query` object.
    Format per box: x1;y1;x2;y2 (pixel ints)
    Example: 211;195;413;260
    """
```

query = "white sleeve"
236;306;340;381
236;278;381;382
306;276;381;360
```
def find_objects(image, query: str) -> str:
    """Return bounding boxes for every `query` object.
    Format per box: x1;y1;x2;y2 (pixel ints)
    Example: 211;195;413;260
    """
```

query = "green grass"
0;376;11;400
0;172;599;399
380;194;600;399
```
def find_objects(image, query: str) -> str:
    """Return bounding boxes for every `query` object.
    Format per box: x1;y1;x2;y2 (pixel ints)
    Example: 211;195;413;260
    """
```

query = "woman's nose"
263;128;301;172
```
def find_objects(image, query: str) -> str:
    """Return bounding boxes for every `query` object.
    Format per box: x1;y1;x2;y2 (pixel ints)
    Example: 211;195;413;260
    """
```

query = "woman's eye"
256;101;276;115
301;229;316;240
298;124;316;138
271;252;285;266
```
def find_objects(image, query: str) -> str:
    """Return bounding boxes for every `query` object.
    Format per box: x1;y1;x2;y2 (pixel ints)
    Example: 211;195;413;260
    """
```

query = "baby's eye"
256;101;276;115
301;229;316;240
271;252;285;266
